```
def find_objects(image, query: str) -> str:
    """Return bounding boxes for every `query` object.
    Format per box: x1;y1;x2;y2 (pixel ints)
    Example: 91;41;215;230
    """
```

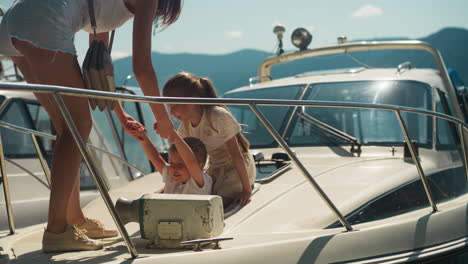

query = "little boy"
130;124;212;195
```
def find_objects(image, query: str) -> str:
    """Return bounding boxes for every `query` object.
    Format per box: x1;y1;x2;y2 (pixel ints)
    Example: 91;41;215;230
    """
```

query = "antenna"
273;25;286;56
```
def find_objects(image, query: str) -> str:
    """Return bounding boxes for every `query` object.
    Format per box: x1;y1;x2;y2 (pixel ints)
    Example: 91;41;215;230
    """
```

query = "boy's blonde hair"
169;137;207;165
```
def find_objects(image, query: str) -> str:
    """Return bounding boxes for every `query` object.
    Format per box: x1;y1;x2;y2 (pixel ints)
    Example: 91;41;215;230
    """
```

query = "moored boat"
0;27;467;263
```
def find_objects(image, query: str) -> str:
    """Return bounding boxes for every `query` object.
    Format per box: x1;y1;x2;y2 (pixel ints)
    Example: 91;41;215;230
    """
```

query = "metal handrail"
0;120;147;177
0;119;147;239
52;93;138;257
4;158;50;189
395;111;437;212
251;104;354;231
0;82;466;127
0;135;14;234
0;82;467;257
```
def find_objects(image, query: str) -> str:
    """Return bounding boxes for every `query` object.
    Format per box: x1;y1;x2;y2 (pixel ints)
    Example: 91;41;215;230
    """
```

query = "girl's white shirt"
178;106;241;152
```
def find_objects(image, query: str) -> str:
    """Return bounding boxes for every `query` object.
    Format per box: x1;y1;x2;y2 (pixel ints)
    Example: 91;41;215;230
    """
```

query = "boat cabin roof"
227;68;445;95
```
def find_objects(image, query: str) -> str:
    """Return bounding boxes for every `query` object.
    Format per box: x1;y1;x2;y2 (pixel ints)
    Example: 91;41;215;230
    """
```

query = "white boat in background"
0;26;467;263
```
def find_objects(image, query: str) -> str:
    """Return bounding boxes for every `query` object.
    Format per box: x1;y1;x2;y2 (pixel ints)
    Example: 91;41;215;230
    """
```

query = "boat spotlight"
273;25;286;56
123;74;133;86
291;28;312;51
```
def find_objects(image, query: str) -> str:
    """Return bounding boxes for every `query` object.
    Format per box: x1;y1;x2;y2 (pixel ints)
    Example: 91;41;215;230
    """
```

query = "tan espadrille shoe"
42;225;103;253
76;218;118;239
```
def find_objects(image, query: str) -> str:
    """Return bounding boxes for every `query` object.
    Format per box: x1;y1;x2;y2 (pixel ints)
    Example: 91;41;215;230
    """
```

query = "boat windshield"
229;80;432;148
227;84;305;147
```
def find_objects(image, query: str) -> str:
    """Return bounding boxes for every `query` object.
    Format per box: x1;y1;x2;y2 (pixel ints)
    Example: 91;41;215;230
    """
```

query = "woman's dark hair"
163;72;250;153
155;0;183;28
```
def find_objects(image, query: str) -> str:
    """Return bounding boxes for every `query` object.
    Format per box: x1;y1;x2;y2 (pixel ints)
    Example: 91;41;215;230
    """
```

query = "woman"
0;0;181;252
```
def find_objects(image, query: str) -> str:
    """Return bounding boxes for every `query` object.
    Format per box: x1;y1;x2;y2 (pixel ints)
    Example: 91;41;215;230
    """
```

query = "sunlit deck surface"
0;147;344;263
0;147;302;263
0;174;166;263
2;145;466;263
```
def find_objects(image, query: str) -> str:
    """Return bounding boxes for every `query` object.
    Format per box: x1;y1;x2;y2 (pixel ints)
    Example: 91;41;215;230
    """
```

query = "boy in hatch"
130;124;212;195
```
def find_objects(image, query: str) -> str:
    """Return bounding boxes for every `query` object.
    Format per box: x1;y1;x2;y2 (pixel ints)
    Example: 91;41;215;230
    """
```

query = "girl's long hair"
155;0;183;28
163;72;250;153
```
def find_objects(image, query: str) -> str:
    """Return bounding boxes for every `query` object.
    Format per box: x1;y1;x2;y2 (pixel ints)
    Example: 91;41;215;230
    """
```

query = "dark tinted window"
290;80;432;147
0;99;36;157
226;85;305;148
94;88;164;175
328;166;467;228
435;90;459;149
27;103;54;153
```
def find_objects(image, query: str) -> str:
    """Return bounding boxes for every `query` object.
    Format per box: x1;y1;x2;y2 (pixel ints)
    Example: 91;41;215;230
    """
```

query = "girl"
162;72;256;207
0;0;181;252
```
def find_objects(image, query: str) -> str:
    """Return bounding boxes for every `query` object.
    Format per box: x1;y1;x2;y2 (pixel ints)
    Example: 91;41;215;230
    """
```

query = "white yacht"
0;27;467;263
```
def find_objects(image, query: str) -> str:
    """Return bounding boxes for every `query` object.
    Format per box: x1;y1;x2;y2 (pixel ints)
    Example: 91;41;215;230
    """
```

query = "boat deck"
0;148;336;263
1;146;467;263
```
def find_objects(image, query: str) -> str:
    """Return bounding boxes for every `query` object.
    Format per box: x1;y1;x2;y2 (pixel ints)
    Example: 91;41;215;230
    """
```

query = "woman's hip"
0;0;81;57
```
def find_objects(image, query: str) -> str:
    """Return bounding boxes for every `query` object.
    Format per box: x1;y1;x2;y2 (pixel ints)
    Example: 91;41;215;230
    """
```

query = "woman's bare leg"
67;171;85;225
12;39;91;233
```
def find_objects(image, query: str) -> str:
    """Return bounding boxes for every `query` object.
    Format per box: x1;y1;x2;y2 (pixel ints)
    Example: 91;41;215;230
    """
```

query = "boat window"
0;99;37;157
328;166;468;228
288;80;432;147
226;85;305;148
131;89;169;154
0;95;4;105
416;251;468;263
91;88;154;176
117;88;168;174
119;96;152;174
253;152;292;183
435;90;459;150
448;68;468;121
26;103;54;154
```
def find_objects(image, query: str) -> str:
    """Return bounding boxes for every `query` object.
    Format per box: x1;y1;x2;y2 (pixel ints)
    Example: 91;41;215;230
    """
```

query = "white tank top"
77;0;134;34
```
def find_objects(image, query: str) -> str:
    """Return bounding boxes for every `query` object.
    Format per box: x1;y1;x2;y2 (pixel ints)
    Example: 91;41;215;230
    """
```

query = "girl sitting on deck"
162;72;256;207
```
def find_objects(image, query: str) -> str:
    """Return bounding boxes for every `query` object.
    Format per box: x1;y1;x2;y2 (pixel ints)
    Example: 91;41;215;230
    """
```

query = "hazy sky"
2;0;468;61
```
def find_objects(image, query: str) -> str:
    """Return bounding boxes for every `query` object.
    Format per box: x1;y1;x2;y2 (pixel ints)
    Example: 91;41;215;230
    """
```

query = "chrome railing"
0;120;147;236
0;82;467;257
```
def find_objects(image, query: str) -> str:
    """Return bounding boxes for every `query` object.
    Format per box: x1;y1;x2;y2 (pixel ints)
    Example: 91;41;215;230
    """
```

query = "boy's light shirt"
161;166;212;195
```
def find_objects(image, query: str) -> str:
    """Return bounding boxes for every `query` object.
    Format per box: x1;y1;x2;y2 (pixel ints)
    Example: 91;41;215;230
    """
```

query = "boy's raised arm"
169;130;205;188
136;130;168;173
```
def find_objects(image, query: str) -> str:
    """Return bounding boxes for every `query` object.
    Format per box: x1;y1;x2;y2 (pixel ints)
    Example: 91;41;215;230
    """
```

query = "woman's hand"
235;187;252;206
153;121;174;139
123;115;146;141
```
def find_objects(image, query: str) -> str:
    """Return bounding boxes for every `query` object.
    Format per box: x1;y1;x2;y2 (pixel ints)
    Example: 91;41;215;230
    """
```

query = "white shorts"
0;0;81;56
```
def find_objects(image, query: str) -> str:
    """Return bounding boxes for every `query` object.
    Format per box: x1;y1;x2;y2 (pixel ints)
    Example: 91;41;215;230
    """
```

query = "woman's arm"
132;0;173;138
225;136;252;206
89;33;144;139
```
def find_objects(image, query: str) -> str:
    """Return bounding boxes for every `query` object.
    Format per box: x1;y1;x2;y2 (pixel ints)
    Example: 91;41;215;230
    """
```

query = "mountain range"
114;27;468;95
